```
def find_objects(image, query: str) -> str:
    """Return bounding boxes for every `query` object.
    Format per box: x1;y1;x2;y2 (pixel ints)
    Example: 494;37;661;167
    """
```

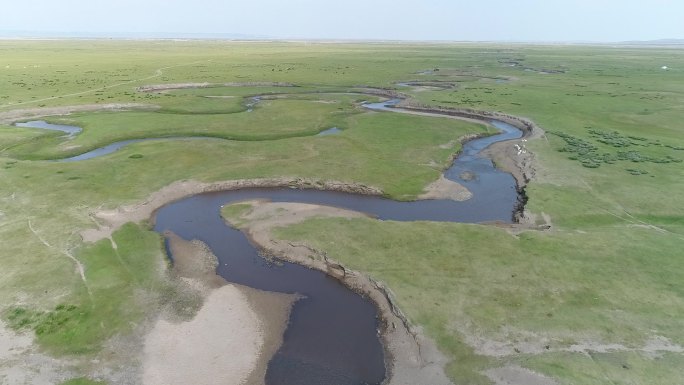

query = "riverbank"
386;102;546;226
221;200;453;385
81;178;383;243
81;168;485;244
221;200;566;385
394;103;544;190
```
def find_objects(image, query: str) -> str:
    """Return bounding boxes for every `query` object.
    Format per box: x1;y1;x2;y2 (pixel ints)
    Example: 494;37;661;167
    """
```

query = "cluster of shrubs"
550;130;682;171
588;129;637;147
551;131;603;167
626;168;649;176
5;303;80;336
616;151;682;164
588;129;684;151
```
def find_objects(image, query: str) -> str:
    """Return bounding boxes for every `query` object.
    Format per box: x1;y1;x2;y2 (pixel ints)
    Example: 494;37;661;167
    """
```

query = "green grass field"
6;97;360;159
1;40;683;384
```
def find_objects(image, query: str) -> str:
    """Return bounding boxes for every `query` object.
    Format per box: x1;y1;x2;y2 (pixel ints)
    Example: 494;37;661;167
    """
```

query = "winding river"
14;120;342;162
16;99;523;384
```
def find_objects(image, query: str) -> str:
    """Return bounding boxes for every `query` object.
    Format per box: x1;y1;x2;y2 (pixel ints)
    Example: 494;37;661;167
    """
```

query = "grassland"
1;40;683;384
6;96;363;160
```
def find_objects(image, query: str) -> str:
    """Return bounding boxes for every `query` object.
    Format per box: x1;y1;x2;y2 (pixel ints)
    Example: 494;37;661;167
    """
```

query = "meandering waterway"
153;102;522;384
16;98;524;385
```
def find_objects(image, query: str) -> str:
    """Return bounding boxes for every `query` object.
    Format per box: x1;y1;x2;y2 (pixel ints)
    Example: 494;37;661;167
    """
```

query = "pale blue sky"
1;0;682;42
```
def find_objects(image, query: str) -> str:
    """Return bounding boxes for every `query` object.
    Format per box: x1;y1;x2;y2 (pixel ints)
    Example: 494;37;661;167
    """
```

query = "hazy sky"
2;0;683;42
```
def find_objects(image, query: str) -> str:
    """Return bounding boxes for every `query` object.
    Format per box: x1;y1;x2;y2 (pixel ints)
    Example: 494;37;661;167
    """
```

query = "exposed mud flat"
0;103;156;125
143;234;295;385
0;320;74;385
143;286;263;385
143;285;294;385
419;175;473;201
482;138;537;189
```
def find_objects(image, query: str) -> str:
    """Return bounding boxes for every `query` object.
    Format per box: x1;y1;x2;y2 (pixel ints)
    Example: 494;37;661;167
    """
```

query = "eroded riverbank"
222;200;454;385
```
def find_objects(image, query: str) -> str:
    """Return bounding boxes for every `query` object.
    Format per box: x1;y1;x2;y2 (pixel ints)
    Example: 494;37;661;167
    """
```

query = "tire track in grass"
27;219;92;302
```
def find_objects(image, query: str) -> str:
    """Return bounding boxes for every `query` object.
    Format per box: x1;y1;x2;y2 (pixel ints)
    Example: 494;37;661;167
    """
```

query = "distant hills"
620;39;684;46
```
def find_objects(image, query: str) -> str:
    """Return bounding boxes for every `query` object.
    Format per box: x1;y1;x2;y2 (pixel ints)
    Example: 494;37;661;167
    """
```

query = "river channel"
16;99;523;384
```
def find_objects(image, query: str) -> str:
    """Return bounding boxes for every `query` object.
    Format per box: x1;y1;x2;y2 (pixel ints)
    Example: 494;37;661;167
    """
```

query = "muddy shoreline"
393;103;542;186
389;102;543;223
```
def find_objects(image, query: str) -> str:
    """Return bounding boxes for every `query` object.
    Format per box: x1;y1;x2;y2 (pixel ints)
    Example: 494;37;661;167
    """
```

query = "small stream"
15;98;523;384
14;121;342;162
15;120;82;136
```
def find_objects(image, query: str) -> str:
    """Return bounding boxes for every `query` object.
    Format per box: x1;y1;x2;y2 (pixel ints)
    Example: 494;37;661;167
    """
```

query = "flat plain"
1;40;683;384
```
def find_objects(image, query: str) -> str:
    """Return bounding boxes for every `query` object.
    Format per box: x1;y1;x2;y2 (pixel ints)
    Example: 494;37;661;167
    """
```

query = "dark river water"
17;100;522;385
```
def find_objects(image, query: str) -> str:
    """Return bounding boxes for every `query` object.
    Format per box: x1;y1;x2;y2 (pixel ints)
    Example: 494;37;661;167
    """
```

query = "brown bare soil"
0;103;156;124
136;82;298;93
419;175;472;201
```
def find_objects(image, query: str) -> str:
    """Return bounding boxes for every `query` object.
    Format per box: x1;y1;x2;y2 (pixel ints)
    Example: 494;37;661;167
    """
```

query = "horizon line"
1;31;683;46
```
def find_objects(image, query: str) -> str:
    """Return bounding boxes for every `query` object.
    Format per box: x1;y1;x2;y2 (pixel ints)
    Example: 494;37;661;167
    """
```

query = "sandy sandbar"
142;234;295;385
